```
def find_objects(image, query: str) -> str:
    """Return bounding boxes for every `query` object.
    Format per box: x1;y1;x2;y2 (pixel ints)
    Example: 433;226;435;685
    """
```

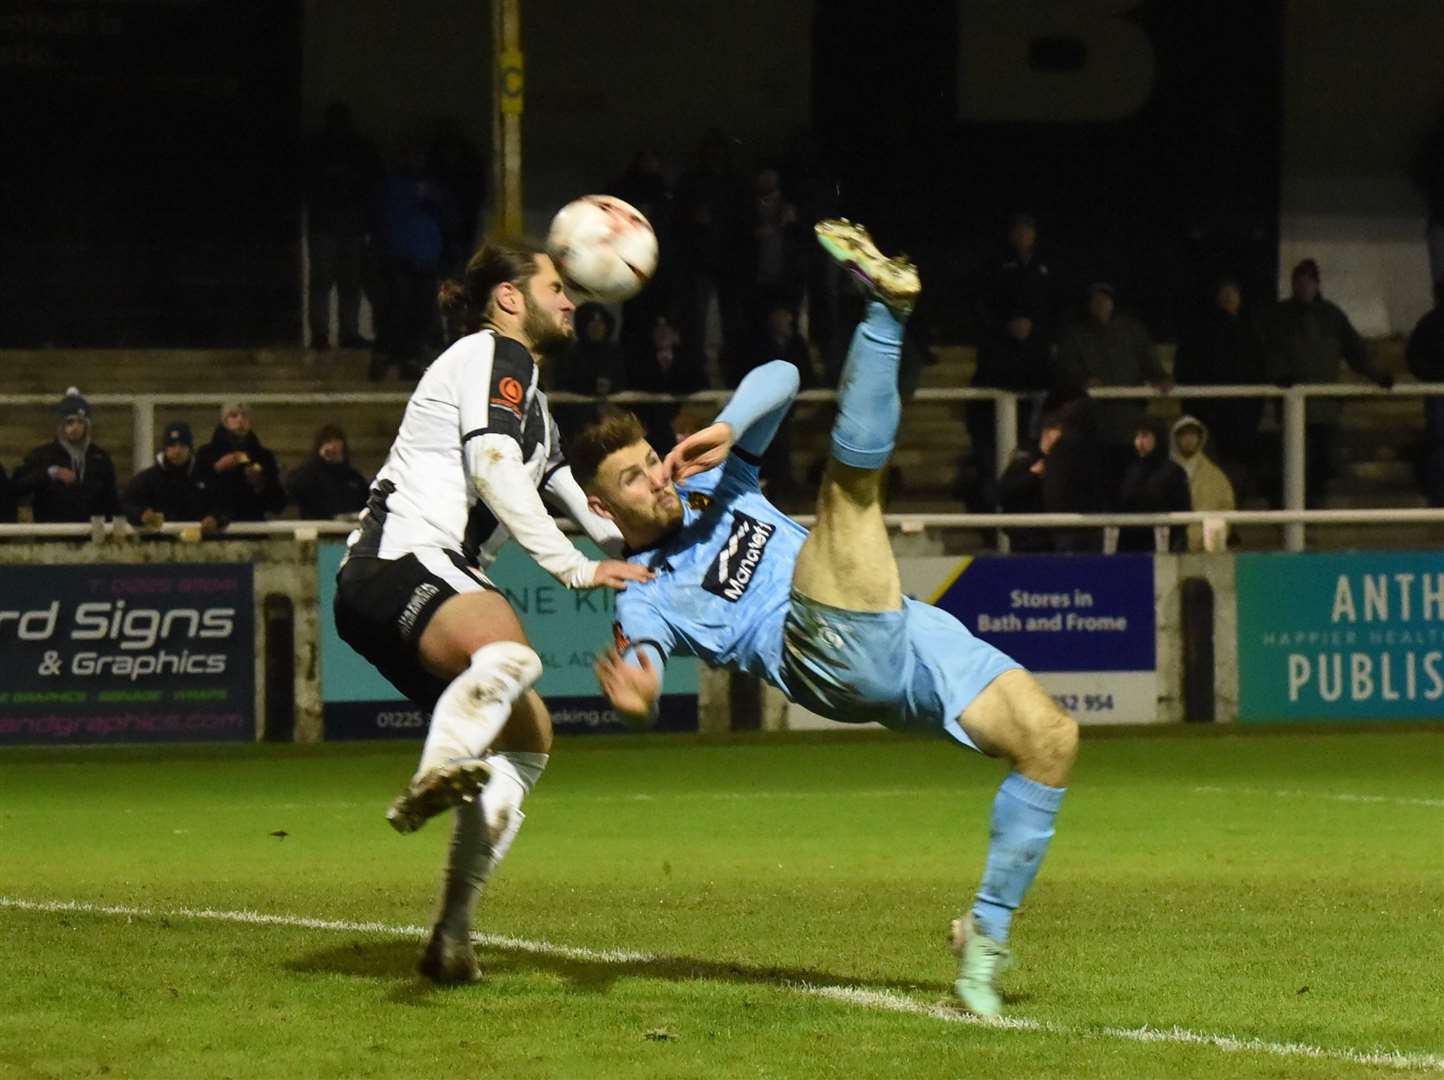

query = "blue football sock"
972;772;1066;943
830;301;904;469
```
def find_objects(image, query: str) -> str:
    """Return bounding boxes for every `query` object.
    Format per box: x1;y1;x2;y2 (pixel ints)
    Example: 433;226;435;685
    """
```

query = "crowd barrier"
3;381;1443;553
1;518;1441;747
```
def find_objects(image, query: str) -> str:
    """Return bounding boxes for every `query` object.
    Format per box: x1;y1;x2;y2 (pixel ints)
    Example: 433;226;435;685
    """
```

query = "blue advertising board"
0;563;255;745
929;555;1157;723
1237;552;1444;722
318;542;699;738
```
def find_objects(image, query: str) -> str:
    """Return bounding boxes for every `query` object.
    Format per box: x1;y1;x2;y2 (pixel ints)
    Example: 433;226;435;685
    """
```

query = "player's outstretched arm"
665;360;800;482
469;433;651;590
594;646;662;725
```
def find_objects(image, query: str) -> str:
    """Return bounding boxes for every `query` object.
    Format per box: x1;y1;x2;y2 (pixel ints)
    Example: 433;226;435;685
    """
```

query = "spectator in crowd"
628;315;708;454
1027;388;1107;553
995;420;1062;554
1170;415;1236;551
741;166;807;370
426;116;487;275
1056;282;1169;503
742;302;814;496
612;148;677;359
552;304;629;440
372;140;458;380
11;387;119;524
0;462;15;523
981;212;1060;350
783;128;848;383
1264;259;1393;507
670;404;713;445
1118;416;1191;553
122;421;223;536
968;213;1060;510
1413;101;1444;288
1171;277;1267;502
1406;281;1444;507
195;402;286;522
674;130;747;382
287;424;369;520
557;303;628;398
303;102;381;351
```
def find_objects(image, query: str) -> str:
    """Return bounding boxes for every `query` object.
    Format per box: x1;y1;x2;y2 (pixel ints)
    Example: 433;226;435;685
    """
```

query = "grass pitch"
1;727;1441;1079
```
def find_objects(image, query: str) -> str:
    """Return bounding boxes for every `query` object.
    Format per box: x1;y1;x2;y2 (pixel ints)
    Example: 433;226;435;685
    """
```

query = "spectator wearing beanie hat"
286;423;369;519
11;386;120;524
194;401;286;522
122;420;226;536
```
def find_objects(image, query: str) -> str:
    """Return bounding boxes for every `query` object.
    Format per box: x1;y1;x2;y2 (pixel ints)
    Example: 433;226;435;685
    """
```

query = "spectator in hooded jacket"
287;423;369;519
1170;415;1236;551
1117;416;1191;553
11;387;120;524
195;402;287;522
122;420;224;535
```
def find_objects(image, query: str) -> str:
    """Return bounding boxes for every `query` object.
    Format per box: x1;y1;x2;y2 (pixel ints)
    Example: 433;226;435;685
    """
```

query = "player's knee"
1022;705;1078;780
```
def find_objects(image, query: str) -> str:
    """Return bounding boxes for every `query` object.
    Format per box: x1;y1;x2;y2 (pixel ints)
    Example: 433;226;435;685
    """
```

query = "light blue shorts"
779;591;1021;750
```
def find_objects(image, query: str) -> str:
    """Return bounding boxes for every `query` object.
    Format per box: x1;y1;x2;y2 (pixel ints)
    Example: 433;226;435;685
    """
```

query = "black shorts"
333;550;495;711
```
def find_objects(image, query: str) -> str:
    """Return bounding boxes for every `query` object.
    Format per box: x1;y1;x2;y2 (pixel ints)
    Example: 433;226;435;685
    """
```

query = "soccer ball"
546;195;658;302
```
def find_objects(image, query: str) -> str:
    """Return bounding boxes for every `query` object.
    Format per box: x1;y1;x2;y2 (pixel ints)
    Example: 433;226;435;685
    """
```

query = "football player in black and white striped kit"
334;240;653;982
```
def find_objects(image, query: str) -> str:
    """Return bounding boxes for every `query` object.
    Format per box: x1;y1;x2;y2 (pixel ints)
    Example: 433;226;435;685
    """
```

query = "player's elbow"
768;360;802;397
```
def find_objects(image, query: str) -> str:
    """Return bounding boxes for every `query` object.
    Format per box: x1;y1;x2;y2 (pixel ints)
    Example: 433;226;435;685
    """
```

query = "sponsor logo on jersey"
490;375;527;419
686;491;713;511
702;512;774;602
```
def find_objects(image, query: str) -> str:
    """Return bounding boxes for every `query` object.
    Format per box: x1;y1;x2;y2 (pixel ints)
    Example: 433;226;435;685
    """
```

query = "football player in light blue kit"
572;220;1079;1017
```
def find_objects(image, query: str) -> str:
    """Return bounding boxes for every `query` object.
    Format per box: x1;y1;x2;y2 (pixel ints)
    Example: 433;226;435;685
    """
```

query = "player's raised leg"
793;220;919;611
952;669;1078;1016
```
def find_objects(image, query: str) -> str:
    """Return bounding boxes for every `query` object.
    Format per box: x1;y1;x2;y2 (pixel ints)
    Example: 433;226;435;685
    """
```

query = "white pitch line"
3;896;1441;1074
1191;785;1444;809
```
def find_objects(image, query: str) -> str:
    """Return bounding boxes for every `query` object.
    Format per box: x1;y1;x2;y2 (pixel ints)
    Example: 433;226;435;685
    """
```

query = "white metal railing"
1;382;1441;553
3;507;1442;552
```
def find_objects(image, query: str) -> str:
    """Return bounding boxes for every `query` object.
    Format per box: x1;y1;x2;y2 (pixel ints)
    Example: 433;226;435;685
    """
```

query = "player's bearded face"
522;260;576;359
602;442;683;541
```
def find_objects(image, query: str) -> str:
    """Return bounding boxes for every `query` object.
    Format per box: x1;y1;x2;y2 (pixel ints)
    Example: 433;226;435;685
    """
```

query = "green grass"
1;727;1441;1079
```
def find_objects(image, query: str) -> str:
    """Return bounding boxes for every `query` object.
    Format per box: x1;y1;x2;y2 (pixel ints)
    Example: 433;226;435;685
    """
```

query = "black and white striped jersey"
345;329;620;588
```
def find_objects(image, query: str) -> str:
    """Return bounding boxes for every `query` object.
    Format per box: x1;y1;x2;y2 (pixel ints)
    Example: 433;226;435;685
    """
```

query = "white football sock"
434;751;549;940
416;641;542;779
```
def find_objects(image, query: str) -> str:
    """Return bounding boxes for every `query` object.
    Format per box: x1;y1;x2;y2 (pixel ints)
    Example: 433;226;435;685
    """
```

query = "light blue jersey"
613;449;1021;745
613;452;803;688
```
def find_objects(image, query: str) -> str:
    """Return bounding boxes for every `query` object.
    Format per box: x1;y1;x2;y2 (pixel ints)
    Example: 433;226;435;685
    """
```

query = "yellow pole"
493;0;524;239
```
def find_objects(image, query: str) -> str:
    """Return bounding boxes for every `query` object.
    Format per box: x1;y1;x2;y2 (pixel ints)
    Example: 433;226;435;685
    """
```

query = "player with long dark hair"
334;239;652;983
